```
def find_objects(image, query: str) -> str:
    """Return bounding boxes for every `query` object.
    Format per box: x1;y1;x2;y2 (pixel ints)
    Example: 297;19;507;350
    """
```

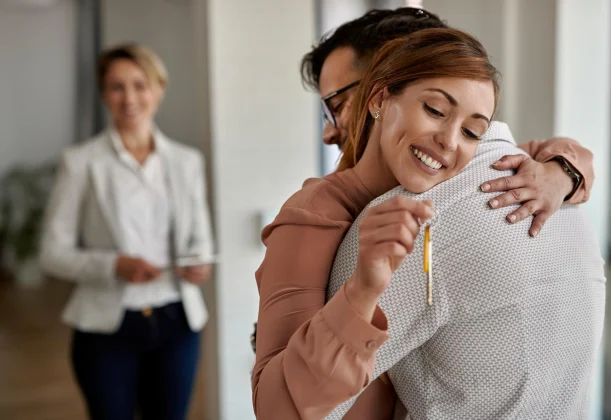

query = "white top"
109;128;181;309
327;122;606;419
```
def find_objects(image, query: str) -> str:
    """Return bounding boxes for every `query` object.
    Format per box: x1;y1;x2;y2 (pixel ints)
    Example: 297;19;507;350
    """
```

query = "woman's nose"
436;125;459;152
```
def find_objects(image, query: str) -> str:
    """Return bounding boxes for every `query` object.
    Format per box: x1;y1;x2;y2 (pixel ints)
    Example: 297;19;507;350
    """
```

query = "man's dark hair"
300;7;447;91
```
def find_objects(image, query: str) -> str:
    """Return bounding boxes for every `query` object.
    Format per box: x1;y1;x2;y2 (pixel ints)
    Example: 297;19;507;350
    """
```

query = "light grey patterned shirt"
326;122;606;420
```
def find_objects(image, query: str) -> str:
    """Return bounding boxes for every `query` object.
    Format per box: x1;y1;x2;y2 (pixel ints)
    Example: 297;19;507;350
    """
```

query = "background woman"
40;44;215;420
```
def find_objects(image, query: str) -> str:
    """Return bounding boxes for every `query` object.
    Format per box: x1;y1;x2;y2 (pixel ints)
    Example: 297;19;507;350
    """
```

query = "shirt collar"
108;126;169;172
109;125;163;157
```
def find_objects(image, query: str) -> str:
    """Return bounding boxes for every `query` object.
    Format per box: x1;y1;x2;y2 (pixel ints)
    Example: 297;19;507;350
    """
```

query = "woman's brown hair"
338;28;500;171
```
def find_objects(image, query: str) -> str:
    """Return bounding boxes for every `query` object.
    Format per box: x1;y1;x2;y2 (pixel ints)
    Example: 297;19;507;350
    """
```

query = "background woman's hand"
176;264;213;285
345;196;433;321
480;154;574;237
115;255;162;283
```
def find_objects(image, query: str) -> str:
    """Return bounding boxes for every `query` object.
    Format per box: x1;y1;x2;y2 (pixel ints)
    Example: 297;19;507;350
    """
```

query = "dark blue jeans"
71;302;200;420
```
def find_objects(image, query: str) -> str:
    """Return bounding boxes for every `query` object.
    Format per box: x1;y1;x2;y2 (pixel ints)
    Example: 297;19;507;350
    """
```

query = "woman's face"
102;59;163;131
375;77;495;193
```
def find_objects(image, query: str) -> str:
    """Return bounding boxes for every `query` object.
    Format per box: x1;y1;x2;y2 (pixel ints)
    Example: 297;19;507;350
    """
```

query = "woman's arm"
253;208;388;420
39;151;118;285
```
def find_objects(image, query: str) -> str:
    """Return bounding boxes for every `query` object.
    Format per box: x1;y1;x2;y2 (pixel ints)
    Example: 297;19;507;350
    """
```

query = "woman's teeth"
412;147;442;170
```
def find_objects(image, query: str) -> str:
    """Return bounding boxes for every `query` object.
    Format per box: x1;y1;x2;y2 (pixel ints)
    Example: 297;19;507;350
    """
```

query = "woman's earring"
373;110;380;119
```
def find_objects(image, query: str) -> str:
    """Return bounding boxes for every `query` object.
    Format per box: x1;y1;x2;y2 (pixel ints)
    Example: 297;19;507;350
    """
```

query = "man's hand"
480;154;574;237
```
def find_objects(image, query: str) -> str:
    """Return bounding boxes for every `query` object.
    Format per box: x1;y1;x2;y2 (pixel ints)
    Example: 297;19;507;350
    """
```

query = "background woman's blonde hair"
97;43;168;91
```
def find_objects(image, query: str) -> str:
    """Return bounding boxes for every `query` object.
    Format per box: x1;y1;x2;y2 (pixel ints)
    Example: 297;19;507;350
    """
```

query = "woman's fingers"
487;188;535;209
360;196;433;258
368;196;434;221
528;211;549;238
490;154;528;171
481;173;528;193
505;200;540;225
362;210;420;236
361;222;416;255
504;201;549;237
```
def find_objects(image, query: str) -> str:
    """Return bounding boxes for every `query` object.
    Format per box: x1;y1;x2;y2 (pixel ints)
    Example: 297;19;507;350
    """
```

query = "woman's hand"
115;255;162;283
480;154;574;237
176;264;213;285
345;196;434;321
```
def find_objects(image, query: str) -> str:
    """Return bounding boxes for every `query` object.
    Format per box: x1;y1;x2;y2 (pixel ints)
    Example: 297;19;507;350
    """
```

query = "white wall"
101;0;199;148
0;1;76;175
554;1;610;418
204;0;318;418
555;0;610;253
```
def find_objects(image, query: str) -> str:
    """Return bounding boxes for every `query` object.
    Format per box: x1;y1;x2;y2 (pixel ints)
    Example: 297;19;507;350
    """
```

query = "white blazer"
40;129;215;333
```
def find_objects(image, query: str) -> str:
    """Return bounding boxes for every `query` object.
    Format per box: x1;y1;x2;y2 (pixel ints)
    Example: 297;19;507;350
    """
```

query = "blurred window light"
0;0;61;10
405;0;423;8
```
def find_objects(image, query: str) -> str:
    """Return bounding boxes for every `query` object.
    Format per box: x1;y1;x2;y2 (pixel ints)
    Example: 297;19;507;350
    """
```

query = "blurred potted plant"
0;162;57;287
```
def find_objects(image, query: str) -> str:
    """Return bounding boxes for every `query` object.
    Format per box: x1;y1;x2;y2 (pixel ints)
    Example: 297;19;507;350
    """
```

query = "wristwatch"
552;156;582;201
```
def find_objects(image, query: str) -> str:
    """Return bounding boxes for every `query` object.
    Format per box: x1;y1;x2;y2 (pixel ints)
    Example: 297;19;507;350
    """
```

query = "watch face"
567;164;580;181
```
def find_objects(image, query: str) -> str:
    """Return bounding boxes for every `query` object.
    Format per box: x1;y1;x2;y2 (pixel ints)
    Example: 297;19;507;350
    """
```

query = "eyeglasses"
321;80;360;128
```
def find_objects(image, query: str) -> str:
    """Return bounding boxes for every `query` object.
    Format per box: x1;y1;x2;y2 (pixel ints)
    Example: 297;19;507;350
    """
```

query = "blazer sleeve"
39;150;118;286
518;137;594;204
187;152;216;263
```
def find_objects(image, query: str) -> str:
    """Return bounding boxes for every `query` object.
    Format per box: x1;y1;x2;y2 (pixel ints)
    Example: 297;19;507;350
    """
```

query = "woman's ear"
367;88;387;118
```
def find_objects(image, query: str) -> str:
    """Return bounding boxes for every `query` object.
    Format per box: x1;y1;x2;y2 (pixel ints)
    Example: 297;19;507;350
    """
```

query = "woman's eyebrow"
425;88;491;126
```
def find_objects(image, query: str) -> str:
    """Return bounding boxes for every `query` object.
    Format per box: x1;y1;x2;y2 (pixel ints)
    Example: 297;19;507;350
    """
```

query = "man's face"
318;47;363;150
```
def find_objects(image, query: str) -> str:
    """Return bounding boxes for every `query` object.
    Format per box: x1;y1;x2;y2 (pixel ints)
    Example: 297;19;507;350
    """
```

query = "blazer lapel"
156;133;190;254
89;137;128;251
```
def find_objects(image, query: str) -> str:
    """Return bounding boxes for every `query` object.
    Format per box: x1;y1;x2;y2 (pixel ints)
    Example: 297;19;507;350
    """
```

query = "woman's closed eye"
424;103;444;118
425;102;483;140
462;127;481;140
